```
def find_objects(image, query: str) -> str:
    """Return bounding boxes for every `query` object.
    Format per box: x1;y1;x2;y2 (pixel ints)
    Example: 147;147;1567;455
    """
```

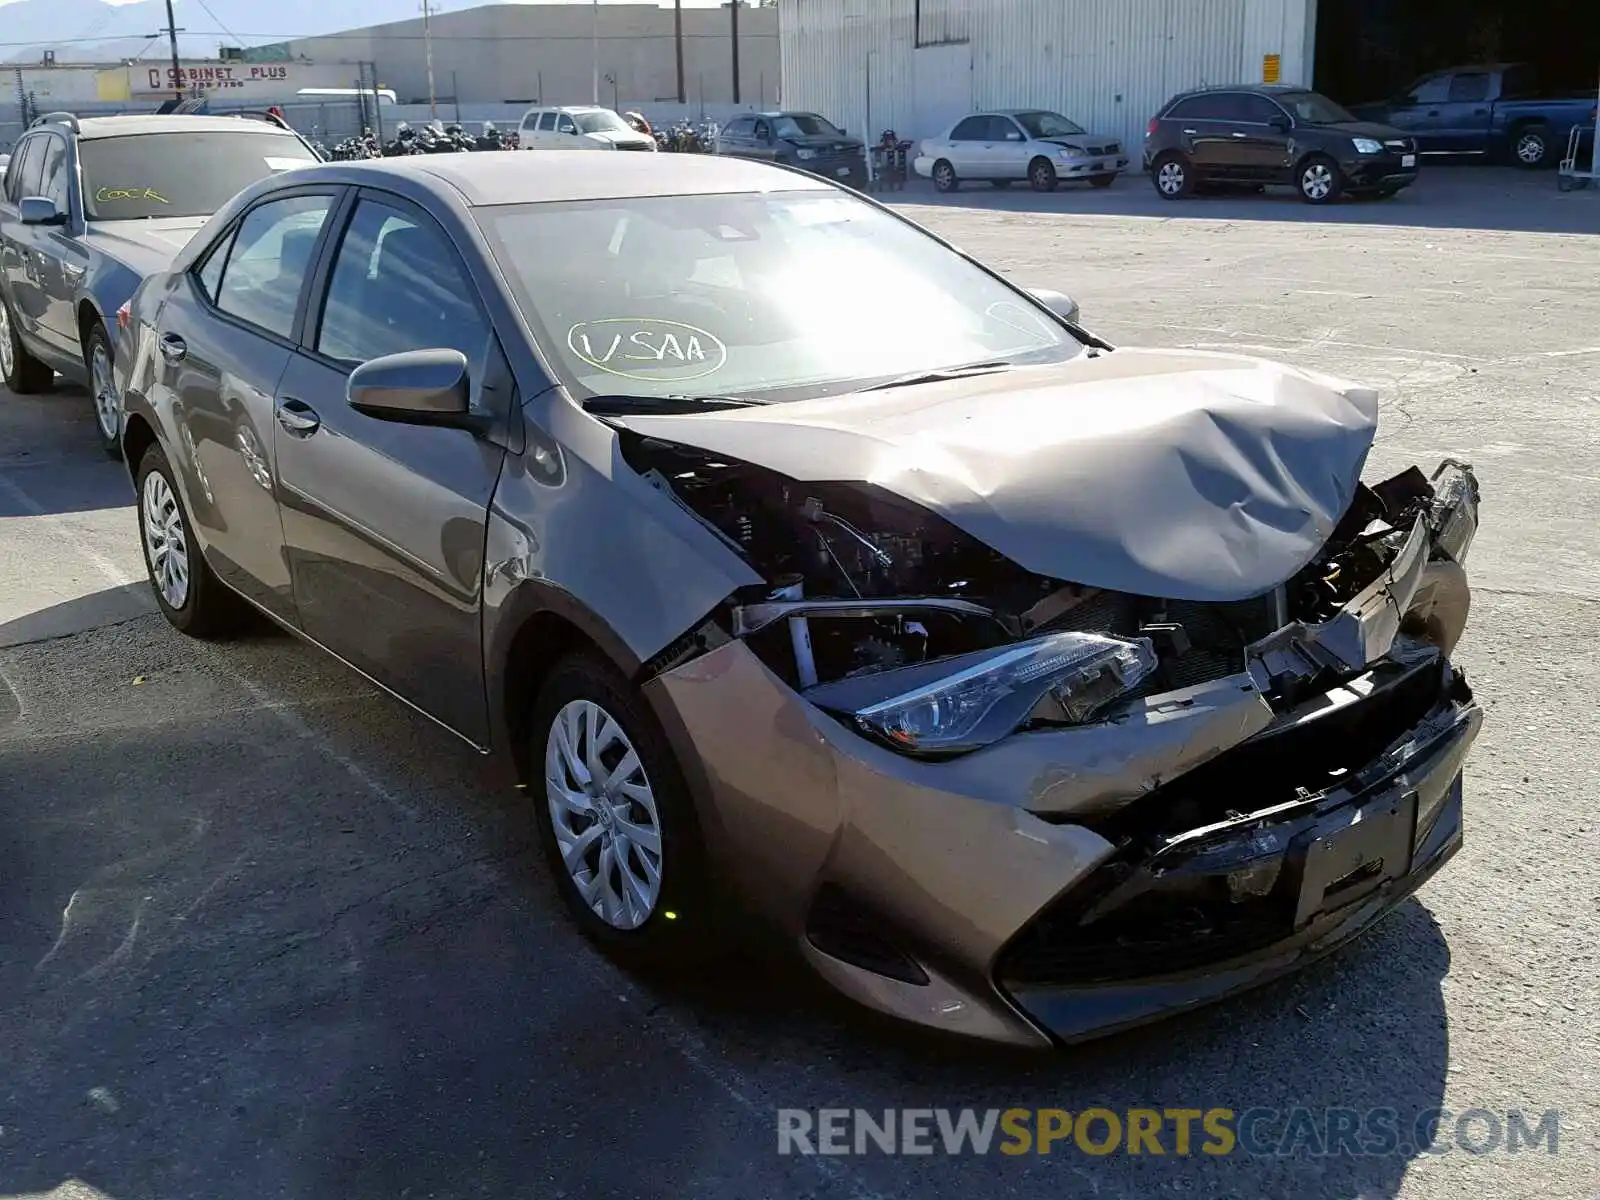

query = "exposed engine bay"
625;432;1476;726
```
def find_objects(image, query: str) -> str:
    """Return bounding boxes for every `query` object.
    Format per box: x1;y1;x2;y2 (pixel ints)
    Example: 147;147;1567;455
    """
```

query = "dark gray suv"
0;111;319;455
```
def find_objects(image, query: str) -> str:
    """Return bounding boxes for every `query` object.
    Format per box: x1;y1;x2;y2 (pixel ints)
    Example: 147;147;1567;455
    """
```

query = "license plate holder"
1402;153;1416;168
1294;791;1417;928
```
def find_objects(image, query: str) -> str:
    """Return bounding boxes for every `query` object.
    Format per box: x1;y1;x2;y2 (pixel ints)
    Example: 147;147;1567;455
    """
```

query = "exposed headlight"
796;147;817;160
814;631;1157;757
1057;144;1084;157
1352;137;1384;154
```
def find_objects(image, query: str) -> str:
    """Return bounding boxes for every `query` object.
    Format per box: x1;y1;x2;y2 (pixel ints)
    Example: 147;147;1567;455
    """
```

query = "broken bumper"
644;634;1480;1048
999;682;1479;1043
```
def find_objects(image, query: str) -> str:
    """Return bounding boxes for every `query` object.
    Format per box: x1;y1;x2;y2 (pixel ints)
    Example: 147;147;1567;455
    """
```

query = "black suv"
0;111;319;455
1144;86;1418;205
715;111;866;187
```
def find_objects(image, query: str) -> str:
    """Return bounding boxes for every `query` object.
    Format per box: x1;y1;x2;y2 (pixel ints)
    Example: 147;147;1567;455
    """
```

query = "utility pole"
674;0;684;104
730;0;740;105
590;0;599;104
421;0;438;121
160;0;184;101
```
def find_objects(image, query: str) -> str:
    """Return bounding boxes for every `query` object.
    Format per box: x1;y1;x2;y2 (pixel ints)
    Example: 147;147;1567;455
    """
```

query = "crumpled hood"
87;216;210;277
610;348;1380;602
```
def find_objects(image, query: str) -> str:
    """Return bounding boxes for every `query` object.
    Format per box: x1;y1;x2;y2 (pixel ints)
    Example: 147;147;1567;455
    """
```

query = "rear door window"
211;193;335;339
1448;72;1491;103
949;116;988;141
1168;95;1230;121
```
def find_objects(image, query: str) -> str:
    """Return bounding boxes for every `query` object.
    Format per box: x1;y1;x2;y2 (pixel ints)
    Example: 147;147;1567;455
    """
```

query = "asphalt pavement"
1;166;1596;1200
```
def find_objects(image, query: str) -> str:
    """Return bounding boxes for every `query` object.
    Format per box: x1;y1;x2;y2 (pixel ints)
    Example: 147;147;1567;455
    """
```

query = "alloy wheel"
1516;133;1545;165
92;341;119;441
1301;162;1334;200
545;698;664;930
0;300;13;381
1157;160;1186;195
141;470;190;610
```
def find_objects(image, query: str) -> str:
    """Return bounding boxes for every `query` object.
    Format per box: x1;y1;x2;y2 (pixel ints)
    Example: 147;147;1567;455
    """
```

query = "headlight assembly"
804;631;1157;757
796;148;818;160
1352;137;1384;155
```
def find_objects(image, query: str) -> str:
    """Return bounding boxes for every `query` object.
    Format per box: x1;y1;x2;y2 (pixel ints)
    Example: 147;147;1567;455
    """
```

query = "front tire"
1028;156;1058;192
86;322;122;461
529;653;719;965
931;159;959;192
1511;124;1552;169
0;291;54;394
1297;154;1344;204
1151;152;1194;199
135;445;245;637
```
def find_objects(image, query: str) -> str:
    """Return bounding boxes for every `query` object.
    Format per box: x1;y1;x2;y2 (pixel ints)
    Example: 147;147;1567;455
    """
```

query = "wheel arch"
76;299;106;359
488;579;644;786
121;410;158;477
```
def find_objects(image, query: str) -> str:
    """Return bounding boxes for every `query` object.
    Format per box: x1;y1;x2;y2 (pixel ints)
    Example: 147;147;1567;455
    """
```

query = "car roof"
63;114;306;141
985;107;1067;115
1174;84;1306;98
528;104;610;113
275;152;825;206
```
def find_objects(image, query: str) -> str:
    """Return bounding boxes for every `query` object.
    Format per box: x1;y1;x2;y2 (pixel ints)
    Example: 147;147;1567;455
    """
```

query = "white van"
516;105;657;152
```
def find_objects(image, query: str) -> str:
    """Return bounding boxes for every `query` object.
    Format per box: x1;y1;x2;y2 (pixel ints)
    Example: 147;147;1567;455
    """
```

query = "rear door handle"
1231;131;1249;138
1182;128;1198;135
276;397;321;436
158;333;187;363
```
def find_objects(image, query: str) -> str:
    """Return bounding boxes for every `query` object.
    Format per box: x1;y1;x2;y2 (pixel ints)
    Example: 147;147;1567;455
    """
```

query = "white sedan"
913;109;1129;192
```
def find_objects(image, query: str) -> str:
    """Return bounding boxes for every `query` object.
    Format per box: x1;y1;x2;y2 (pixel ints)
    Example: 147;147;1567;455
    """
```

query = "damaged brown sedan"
119;153;1481;1047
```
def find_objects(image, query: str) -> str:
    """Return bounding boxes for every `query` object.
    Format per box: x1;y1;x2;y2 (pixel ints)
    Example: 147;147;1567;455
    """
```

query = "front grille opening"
1000;658;1453;989
1087;653;1446;845
805;883;930;986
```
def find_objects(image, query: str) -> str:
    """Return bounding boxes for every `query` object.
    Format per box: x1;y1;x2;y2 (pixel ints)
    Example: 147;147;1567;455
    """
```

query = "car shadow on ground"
0;382;135;518
0;608;1452;1200
889;163;1599;235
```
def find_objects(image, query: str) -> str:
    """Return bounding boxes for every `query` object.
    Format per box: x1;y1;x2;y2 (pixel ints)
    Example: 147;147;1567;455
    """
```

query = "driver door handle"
158;333;187;363
1182;128;1198;135
1231;131;1249;137
276;397;321;436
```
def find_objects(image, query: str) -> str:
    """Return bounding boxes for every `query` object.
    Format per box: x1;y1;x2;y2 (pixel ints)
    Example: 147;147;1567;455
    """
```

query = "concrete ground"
1;166;1596;1200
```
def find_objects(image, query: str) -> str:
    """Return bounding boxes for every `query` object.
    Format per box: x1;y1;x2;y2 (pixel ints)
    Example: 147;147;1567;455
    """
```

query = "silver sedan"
914;109;1129;192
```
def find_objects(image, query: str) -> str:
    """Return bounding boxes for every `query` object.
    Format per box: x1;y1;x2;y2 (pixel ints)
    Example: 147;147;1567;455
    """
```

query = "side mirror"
348;349;476;428
20;196;66;226
1268;114;1291;132
1025;287;1081;326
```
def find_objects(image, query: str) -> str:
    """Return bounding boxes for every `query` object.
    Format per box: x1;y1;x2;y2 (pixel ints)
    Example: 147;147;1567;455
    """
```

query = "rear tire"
135;445;246;638
1028;156;1058;192
0;292;54;395
86;322;123;461
1297;154;1344;204
1151;152;1194;199
1511;124;1552;169
931;159;958;192
528;652;721;966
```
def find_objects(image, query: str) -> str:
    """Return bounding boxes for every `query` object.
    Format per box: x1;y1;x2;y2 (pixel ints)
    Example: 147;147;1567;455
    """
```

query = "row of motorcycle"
314;117;723;161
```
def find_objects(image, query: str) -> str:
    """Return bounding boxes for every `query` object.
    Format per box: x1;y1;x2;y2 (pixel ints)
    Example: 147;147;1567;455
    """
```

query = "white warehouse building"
778;0;1318;155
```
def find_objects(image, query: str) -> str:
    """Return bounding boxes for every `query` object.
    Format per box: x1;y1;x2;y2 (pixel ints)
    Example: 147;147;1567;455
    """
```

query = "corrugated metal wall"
780;0;1315;153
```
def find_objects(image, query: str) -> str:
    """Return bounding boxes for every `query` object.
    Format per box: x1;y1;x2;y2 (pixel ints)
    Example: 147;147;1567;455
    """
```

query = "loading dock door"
913;43;973;143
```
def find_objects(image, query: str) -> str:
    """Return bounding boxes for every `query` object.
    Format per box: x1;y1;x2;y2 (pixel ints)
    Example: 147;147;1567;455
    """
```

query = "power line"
191;0;248;49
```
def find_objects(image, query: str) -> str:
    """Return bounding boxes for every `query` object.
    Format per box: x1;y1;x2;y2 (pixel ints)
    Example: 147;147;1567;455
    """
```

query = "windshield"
1276;91;1356;125
575;110;631;134
81;131;316;220
477;190;1084;404
772;113;842;139
1014;111;1086;139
